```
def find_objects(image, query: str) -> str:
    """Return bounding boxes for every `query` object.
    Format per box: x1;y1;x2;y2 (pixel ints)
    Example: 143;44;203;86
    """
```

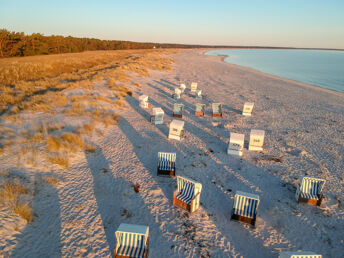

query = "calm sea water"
205;49;344;93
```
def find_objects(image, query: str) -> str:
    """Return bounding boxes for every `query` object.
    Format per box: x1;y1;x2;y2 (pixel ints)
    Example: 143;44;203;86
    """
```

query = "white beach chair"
114;223;149;258
190;82;198;92
227;132;245;156
242;102;254;116
295;177;326;206
211;103;223;117
168;119;184;141
150;107;164;125
157;152;176;177
173;176;202;213
248;129;265;151
280;251;322;258
231;191;260;226
195;89;202;99
172;103;184;118
195;103;205;116
139;95;149;109
180;83;186;93
173;88;182;99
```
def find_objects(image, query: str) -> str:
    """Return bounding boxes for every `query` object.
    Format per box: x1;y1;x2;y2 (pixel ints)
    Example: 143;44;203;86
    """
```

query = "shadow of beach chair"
195;103;205;116
150;107;164;125
231;191;260;226
248;129;265;151
173;176;202;213
280;251;322;258
296;177;326;206
227;132;245;156
190;82;198;92
242;102;254;116
157;152;176;177
168;119;184;141
114;223;149;258
172;103;184;118
139;95;149;109
211;103;223;117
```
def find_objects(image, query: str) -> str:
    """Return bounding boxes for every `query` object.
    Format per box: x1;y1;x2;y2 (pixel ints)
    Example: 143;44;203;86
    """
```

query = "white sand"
1;49;344;257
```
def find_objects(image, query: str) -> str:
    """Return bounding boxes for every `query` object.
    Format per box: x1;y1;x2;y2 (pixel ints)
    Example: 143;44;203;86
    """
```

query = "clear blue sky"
1;0;343;49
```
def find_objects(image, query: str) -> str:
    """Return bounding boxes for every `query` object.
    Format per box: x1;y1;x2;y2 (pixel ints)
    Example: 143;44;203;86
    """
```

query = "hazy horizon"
1;0;344;49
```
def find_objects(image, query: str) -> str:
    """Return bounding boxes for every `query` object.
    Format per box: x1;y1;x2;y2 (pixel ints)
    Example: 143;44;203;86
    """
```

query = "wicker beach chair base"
173;113;183;118
173;193;194;213
230;209;256;226
212;113;222;117
115;245;149;258
195;112;204;116
298;196;323;206
157;168;175;177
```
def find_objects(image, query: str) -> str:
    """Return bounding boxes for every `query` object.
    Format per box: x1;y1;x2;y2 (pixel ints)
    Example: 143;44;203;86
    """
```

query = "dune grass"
0;49;176;167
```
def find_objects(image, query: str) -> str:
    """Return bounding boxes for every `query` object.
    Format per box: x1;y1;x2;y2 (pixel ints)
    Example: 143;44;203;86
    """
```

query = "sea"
205;49;344;93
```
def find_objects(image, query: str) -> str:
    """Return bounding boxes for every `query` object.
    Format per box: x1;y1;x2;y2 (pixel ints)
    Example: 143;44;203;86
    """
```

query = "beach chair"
248;129;265;151
190;82;198;92
168;120;184;141
157;152;176;176
242;102;254;116
173;88;182;99
231;191;260;226
139;95;149;109
227;132;245;156
150;108;164;125
173;176;202;213
280;251;322;258
295;177;326;206
172;103;184;118
195;89;202;99
114;223;149;258
211;103;222;117
195;103;205;116
180;83;186;93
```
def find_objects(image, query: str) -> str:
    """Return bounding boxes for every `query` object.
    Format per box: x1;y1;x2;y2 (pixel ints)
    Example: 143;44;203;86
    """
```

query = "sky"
1;0;344;49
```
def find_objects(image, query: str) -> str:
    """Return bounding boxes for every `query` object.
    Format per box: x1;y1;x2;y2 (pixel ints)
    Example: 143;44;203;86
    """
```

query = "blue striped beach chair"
172;103;184;118
157;152;176;176
296;177;326;206
195;103;205;116
212;103;222;117
280;251;322;258
231;191;260;226
114;223;149;258
173;176;202;213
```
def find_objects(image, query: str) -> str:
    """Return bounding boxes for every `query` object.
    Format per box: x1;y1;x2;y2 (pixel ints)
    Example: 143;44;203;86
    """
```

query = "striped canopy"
115;223;149;258
173;103;184;115
233;191;260;219
158;152;176;171
280;251;322;258
196;103;205;112
176;176;202;204
212;103;222;114
298;177;326;200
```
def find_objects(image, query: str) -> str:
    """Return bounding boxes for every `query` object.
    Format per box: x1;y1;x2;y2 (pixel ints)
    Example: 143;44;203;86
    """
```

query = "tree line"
0;29;204;58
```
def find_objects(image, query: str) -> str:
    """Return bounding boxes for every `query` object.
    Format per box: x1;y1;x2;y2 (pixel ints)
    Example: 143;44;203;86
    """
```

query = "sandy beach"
1;49;344;257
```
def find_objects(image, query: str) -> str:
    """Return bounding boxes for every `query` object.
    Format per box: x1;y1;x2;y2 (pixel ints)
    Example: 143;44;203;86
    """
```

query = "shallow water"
206;49;344;93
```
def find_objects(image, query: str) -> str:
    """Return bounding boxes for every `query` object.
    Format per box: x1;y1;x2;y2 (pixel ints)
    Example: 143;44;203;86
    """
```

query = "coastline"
202;49;344;97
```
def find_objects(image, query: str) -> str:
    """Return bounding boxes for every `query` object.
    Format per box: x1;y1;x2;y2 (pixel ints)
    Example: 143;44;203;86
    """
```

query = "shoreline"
202;49;344;97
